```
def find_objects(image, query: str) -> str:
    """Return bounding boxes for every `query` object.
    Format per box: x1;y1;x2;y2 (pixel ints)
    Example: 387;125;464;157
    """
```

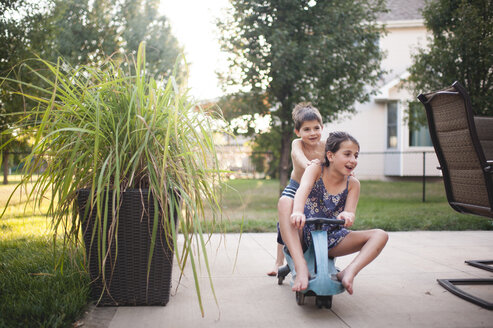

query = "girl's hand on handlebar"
290;212;306;230
337;211;355;228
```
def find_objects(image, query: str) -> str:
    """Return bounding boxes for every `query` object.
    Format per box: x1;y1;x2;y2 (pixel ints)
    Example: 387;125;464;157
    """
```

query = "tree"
51;0;119;65
0;0;55;184
218;0;387;188
51;0;183;80
119;0;183;80
408;0;493;121
1;0;183;184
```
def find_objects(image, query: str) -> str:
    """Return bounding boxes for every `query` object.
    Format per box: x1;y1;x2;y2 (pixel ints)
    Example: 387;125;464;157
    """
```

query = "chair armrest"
474;116;493;160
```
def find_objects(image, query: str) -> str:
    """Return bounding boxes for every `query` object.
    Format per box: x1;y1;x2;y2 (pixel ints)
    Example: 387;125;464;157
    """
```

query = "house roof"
374;71;410;101
378;0;426;22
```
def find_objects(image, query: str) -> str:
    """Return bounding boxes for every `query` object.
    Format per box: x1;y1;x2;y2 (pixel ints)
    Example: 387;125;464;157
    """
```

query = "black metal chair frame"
418;81;493;310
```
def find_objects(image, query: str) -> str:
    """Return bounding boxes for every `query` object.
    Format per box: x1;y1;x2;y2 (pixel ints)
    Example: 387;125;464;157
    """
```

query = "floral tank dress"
302;170;351;251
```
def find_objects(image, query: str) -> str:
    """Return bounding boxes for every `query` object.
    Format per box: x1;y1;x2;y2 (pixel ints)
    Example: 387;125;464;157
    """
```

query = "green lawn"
212;178;493;232
0;179;89;328
0;234;89;328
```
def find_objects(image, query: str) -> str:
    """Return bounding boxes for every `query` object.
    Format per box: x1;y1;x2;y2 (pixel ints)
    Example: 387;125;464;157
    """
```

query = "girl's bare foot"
292;264;309;291
336;268;356;295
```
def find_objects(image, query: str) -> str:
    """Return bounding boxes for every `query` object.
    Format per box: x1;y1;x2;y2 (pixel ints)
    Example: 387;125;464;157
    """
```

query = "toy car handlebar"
304;217;345;226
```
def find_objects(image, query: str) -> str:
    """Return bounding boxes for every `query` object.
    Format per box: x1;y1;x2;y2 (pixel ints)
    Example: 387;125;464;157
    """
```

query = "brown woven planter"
78;189;175;306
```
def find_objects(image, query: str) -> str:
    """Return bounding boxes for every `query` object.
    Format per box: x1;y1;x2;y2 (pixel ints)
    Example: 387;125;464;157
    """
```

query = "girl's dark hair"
324;131;360;167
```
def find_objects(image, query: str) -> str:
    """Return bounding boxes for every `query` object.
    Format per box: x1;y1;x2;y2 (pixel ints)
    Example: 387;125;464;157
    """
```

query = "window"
409;125;433;147
387;101;398;149
407;100;432;147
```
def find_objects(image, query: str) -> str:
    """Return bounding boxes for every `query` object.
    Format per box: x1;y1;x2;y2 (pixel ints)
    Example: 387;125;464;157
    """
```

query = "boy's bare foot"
292;265;309;291
336;268;355;295
267;260;284;276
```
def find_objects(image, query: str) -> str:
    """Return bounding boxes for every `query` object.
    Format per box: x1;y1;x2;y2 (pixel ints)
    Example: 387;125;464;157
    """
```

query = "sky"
159;0;231;101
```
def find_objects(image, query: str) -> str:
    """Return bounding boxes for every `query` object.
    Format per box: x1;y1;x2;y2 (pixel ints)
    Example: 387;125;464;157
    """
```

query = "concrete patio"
81;231;493;327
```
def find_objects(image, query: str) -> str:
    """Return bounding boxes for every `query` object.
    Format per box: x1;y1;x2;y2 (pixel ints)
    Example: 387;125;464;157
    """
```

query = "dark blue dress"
302;171;351;251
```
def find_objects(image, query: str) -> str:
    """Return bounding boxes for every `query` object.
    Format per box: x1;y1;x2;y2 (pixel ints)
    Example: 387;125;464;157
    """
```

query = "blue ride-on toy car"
277;217;346;309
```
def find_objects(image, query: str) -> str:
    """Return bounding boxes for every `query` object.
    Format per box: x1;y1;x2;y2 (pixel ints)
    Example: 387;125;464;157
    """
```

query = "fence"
356;151;440;202
216;146;440;201
214;145;274;179
5;148;441;201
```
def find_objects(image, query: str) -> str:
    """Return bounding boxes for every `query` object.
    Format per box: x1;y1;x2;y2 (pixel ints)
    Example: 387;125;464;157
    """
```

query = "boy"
267;102;325;276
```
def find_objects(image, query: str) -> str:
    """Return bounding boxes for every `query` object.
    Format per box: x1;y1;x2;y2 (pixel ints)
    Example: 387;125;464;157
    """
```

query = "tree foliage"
51;0;183;79
0;0;56;183
218;0;387;187
216;91;270;122
408;0;493;118
119;0;183;80
51;0;119;65
1;0;183;183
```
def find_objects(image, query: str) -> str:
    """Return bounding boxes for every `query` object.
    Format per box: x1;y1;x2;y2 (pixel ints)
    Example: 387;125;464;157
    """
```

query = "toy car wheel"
316;296;332;309
296;291;305;305
324;296;333;309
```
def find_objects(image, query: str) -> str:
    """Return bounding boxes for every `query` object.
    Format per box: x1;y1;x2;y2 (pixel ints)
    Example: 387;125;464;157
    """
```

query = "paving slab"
80;231;493;328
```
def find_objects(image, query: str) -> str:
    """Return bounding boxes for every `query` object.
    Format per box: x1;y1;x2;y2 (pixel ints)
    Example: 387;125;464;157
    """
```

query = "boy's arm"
337;177;360;227
291;139;312;170
291;163;321;229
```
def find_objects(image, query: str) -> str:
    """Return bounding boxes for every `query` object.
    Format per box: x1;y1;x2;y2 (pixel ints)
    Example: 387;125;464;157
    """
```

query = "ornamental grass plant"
1;42;226;314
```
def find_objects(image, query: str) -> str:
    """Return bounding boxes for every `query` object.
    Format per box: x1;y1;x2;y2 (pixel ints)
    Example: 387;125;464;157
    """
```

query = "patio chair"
418;81;493;310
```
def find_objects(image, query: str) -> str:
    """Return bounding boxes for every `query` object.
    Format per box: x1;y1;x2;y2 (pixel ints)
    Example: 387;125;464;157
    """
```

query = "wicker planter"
78;189;175;306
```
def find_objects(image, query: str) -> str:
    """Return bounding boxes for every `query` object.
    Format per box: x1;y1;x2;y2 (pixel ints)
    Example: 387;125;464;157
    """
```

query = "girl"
283;131;388;294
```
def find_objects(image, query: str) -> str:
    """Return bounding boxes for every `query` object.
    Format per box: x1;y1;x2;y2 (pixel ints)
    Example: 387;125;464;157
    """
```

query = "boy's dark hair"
324;131;360;167
292;102;323;131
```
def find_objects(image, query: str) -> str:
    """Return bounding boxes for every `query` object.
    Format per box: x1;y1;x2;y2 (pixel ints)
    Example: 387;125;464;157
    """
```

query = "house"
323;0;441;180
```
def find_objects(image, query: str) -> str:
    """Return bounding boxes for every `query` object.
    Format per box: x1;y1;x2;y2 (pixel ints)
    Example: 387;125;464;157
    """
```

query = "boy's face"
295;120;322;146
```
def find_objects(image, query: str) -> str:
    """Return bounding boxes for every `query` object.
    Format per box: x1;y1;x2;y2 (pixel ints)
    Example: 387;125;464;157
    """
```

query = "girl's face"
295;120;322;146
327;140;359;175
